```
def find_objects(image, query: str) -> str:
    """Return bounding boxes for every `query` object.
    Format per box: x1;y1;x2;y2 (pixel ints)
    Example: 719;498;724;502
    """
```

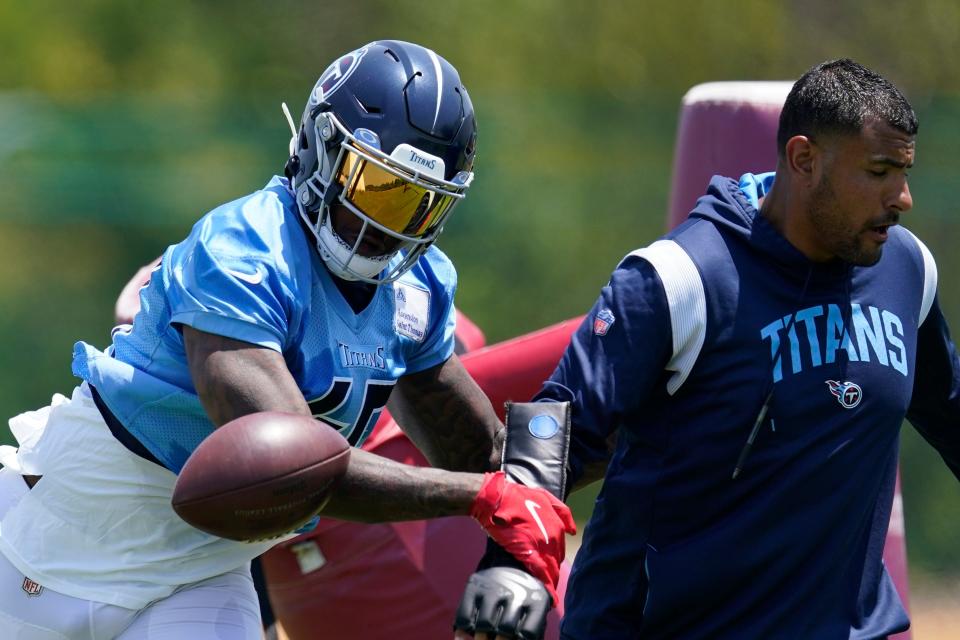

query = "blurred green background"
1;0;959;593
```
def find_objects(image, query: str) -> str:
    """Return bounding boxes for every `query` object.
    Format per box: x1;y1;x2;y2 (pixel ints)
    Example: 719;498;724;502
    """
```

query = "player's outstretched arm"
182;326;574;590
182;326;481;516
183;325;484;517
388;353;505;473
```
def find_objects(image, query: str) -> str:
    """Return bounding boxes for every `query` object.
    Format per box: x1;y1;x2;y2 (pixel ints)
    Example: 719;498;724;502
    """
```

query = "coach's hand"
453;566;552;640
469;471;575;604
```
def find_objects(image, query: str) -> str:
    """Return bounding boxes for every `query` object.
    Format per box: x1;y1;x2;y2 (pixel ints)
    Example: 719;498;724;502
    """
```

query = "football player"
117;259;572;640
0;40;573;639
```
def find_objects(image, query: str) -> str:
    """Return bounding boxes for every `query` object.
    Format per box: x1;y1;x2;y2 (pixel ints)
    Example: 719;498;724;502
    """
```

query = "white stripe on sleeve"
902;228;938;325
627;240;707;395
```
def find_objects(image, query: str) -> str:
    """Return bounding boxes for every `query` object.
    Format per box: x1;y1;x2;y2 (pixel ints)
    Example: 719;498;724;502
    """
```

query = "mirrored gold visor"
335;148;460;239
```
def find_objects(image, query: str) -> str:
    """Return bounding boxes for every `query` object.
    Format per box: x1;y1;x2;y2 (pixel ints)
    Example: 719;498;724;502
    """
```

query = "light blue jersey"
72;176;457;473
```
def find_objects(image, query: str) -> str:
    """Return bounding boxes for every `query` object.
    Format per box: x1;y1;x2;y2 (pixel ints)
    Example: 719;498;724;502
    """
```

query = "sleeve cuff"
170;310;284;352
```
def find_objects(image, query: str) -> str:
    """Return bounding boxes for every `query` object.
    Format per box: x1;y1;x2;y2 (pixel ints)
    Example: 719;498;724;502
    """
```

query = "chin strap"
282;102;301;182
281;102;298;155
455;401;573;640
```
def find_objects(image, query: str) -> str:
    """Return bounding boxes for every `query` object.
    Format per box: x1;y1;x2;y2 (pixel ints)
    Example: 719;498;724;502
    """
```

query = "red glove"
469;471;576;605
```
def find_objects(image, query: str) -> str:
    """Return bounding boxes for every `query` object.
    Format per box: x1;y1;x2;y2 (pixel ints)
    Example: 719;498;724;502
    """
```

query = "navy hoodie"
546;173;960;639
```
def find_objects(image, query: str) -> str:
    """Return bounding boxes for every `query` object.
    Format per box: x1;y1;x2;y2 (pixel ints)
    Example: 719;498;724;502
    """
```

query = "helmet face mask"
288;41;477;284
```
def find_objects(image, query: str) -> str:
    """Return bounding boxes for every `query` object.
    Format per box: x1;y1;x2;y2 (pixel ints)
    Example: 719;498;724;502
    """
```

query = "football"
172;411;351;541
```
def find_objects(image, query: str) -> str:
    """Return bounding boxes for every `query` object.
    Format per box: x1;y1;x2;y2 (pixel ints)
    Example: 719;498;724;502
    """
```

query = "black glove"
454;566;553;640
454;401;572;639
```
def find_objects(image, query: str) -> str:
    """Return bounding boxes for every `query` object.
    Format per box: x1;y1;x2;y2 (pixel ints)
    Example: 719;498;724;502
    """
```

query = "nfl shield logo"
593;309;615;336
22;576;43;596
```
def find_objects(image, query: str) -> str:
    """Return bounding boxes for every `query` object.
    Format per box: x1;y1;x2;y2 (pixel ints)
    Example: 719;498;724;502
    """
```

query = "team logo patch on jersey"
22;577;43;596
593;309;615;336
393;282;430;342
826;380;863;409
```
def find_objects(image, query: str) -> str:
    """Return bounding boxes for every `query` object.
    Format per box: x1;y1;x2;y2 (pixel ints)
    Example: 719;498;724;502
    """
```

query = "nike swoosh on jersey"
524;499;549;541
226;267;264;285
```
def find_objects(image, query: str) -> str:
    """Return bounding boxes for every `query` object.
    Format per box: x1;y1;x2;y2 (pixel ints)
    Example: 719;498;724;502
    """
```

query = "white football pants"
0;466;262;639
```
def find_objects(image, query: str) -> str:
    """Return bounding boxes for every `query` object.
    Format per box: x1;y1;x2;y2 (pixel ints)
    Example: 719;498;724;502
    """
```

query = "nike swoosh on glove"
469;471;576;605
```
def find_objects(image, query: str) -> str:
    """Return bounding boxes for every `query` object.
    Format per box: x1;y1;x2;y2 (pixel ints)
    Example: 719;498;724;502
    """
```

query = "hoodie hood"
683;172;850;279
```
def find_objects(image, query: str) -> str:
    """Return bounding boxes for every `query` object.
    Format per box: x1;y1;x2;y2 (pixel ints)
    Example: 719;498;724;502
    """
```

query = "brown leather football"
172;411;350;541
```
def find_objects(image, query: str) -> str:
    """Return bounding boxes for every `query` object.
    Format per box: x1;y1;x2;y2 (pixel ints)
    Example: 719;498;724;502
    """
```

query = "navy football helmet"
286;40;477;283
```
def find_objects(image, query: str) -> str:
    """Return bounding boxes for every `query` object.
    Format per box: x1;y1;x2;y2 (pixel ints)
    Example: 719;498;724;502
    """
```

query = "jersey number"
307;378;395;446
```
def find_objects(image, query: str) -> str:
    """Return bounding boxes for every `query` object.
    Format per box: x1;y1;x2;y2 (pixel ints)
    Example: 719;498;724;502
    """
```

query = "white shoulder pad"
626;240;706;395
901;227;938;325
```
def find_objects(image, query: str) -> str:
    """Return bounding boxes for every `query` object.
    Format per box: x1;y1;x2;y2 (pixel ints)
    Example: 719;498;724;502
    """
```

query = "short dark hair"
777;58;918;157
